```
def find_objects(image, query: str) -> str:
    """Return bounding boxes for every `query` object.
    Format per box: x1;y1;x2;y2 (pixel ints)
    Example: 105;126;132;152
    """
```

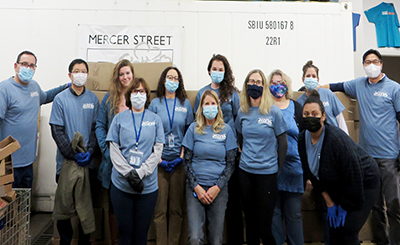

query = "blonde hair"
239;69;274;115
267;69;293;99
107;59;134;116
195;90;225;135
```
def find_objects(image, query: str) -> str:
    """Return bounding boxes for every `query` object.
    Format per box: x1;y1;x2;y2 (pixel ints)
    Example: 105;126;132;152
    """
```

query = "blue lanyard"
164;97;176;134
131;110;146;150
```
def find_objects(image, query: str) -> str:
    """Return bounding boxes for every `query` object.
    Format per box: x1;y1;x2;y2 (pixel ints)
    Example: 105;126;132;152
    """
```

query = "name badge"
129;149;143;168
168;133;175;148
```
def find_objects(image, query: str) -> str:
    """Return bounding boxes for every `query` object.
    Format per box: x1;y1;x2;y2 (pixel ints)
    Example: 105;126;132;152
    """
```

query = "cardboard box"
0;136;21;160
291;91;305;101
346;120;359;143
0;136;20;186
92;91;108;104
334;92;359;121
186;91;197;111
86;62;115;91
133;62;172;91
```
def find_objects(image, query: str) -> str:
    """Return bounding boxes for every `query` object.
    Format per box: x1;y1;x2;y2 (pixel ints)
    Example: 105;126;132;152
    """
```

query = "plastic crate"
0;188;31;245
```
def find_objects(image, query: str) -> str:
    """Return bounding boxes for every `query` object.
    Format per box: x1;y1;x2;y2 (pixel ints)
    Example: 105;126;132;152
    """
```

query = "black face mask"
303;116;322;132
247;84;263;99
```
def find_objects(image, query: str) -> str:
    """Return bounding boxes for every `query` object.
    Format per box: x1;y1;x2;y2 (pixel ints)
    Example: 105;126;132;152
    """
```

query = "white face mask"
364;64;381;79
72;73;88;87
130;92;147;110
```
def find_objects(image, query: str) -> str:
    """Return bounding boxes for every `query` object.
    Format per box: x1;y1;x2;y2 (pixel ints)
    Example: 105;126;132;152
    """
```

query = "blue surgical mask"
247;84;263;99
165;79;179;93
203;105;218;120
270;84;288;98
210;71;224;84
304;77;318;91
130;92;147;110
18;66;34;83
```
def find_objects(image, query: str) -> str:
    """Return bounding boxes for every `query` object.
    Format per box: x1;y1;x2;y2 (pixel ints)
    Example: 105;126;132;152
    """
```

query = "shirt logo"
382;11;395;15
30;91;39;97
323;101;330;107
212;134;226;140
374;91;388;97
82;103;94;109
175;107;187;113
258;117;272;126
142;121;155;126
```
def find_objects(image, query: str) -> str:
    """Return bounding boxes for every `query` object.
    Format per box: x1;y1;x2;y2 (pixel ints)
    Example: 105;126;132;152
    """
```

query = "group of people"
0;49;398;245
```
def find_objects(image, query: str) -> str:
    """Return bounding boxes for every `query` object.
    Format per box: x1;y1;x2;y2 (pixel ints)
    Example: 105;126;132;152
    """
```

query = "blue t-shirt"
296;88;345;127
49;89;99;174
182;123;237;187
365;2;400;48
305;126;326;180
278;100;303;193
353;13;361;51
0;77;48;168
235;105;288;175
106;109;164;194
343;75;400;159
194;84;240;133
148;97;194;161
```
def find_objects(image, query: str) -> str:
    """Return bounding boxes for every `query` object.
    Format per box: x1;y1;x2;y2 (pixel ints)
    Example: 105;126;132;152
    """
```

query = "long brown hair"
155;67;187;105
107;59;135;116
207;54;238;103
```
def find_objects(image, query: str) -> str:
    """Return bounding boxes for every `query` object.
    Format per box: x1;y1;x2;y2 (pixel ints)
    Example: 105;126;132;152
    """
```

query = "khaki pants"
154;165;186;245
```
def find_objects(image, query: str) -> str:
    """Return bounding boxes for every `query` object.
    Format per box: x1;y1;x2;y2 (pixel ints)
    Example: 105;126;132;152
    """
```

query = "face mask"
210;71;224;84
270;84;287;98
18;66;34;83
203;105;218;120
130;92;147;110
364;64;381;78
165;79;179;93
303;116;322;133
72;73;88;87
304;77;318;91
247;84;263;99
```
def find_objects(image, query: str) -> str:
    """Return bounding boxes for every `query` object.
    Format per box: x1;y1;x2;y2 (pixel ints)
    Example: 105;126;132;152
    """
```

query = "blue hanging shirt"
365;2;400;48
353;13;361;51
296;88;344;127
148;97;194;161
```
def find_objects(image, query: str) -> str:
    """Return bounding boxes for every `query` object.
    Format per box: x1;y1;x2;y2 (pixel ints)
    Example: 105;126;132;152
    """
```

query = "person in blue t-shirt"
49;58;99;245
149;67;194;245
194;54;243;244
0;50;69;188
182;89;237;245
95;59;134;244
322;49;400;245
267;69;304;245
235;69;288;245
298;90;379;245
296;60;348;134
106;77;164;245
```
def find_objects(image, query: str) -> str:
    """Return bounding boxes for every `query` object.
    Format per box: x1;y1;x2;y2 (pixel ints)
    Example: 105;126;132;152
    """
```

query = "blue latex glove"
75;152;91;167
159;160;169;170
67;82;72;87
327;204;338;228
171;157;183;168
336;205;347;227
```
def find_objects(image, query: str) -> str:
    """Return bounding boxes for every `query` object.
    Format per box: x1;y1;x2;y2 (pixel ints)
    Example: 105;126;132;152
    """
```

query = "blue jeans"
371;158;400;245
110;183;158;245
272;191;303;245
186;184;228;245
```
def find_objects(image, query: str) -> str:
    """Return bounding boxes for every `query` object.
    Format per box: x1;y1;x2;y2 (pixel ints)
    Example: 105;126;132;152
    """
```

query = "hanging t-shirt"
353;13;361;51
364;2;400;48
182;123;237;187
49;89;99;174
106;109;164;194
235;105;288;175
148;97;194;160
296;88;344;127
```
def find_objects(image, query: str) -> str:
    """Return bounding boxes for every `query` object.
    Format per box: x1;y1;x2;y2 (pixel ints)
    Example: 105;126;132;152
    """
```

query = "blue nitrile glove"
159;160;169;170
75;152;91;167
171;157;183;168
336;205;347;227
327;204;338;228
67;82;71;88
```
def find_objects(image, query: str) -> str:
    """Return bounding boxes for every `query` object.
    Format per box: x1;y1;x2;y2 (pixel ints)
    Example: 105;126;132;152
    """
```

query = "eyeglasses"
133;89;146;94
247;79;263;86
166;75;179;81
364;59;381;65
270;80;284;86
18;62;36;69
71;70;87;74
